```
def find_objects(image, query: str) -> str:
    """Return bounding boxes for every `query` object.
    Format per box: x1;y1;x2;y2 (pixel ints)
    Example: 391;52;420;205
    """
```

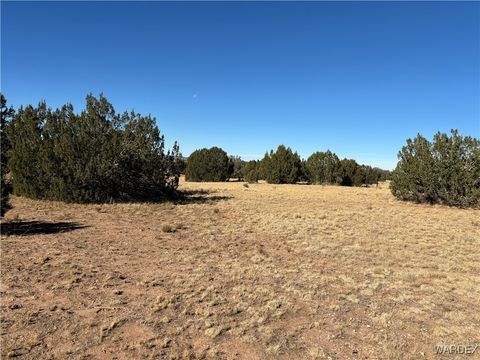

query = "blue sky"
2;1;479;169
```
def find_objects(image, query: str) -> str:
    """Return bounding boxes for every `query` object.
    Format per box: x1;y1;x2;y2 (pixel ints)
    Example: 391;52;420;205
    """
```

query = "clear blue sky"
2;1;479;169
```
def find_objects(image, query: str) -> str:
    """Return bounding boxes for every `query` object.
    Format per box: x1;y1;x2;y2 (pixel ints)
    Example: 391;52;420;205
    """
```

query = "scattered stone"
204;325;230;338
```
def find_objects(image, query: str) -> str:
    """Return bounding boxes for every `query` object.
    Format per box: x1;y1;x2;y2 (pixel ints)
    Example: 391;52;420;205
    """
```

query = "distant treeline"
185;145;391;186
1;93;479;216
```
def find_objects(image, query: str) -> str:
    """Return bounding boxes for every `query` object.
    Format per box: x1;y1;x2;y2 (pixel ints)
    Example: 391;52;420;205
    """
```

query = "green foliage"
1;94;14;216
365;166;389;185
7;94;181;203
391;130;480;208
260;145;302;184
244;160;260;183
176;155;186;175
378;169;391;182
305;151;340;184
228;156;246;180
304;150;388;187
256;146;389;187
185;147;230;182
338;159;358;186
1;176;11;217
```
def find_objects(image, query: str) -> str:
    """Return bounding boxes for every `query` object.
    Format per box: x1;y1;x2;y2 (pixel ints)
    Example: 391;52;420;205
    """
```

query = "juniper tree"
391;130;479;207
7;94;180;203
228;156;245;181
305;151;341;184
185;147;230;182
431;130;480;207
261;145;301;184
244;160;259;183
390;134;438;204
338;159;358;186
7;102;49;199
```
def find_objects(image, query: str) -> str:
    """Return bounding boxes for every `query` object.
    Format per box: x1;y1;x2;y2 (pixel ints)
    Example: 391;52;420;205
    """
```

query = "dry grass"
1;178;479;359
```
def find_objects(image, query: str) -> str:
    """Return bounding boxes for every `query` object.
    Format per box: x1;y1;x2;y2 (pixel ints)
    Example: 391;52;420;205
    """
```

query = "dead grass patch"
1;179;478;359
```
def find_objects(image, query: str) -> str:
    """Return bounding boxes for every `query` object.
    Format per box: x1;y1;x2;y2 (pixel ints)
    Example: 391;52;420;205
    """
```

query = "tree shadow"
173;189;232;205
1;221;88;237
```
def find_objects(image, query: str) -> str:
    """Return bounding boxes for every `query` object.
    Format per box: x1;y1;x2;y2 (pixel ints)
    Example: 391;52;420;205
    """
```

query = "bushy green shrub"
7;94;181;203
185;147;230;182
390;130;479;208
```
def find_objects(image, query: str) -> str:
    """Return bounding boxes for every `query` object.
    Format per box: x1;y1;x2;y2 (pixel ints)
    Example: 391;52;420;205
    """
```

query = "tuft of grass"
161;224;176;233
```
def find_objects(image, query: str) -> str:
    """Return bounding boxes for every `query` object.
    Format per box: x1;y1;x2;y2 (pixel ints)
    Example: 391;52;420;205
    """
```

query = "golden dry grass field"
1;179;479;359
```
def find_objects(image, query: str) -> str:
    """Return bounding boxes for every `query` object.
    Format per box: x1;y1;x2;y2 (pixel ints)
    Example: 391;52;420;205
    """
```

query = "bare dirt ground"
1;179;479;359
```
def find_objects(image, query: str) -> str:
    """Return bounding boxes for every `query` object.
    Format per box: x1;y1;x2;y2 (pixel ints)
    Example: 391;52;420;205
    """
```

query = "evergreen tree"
305;151;341;184
377;169;391;182
7;94;180;203
258;152;271;181
338;159;358;186
431;130;480;207
364;166;380;185
261;145;301;184
298;159;309;183
391;130;479;207
7;102;48;199
185;147;230;182
228;156;245;181
352;165;367;187
1;94;14;216
244;160;259;183
390;134;437;204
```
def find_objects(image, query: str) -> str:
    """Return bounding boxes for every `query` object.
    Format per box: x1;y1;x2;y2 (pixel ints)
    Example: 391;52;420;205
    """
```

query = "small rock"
205;325;229;338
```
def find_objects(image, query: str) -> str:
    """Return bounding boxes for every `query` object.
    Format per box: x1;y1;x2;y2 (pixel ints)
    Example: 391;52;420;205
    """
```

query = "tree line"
1;93;479;216
185;145;391;186
182;135;480;209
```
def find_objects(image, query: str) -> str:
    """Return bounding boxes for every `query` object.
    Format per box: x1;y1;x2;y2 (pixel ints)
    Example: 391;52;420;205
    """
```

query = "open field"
1;179;479;359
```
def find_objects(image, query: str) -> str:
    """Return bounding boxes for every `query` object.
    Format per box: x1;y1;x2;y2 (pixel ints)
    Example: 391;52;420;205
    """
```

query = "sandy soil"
1;179;479;359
